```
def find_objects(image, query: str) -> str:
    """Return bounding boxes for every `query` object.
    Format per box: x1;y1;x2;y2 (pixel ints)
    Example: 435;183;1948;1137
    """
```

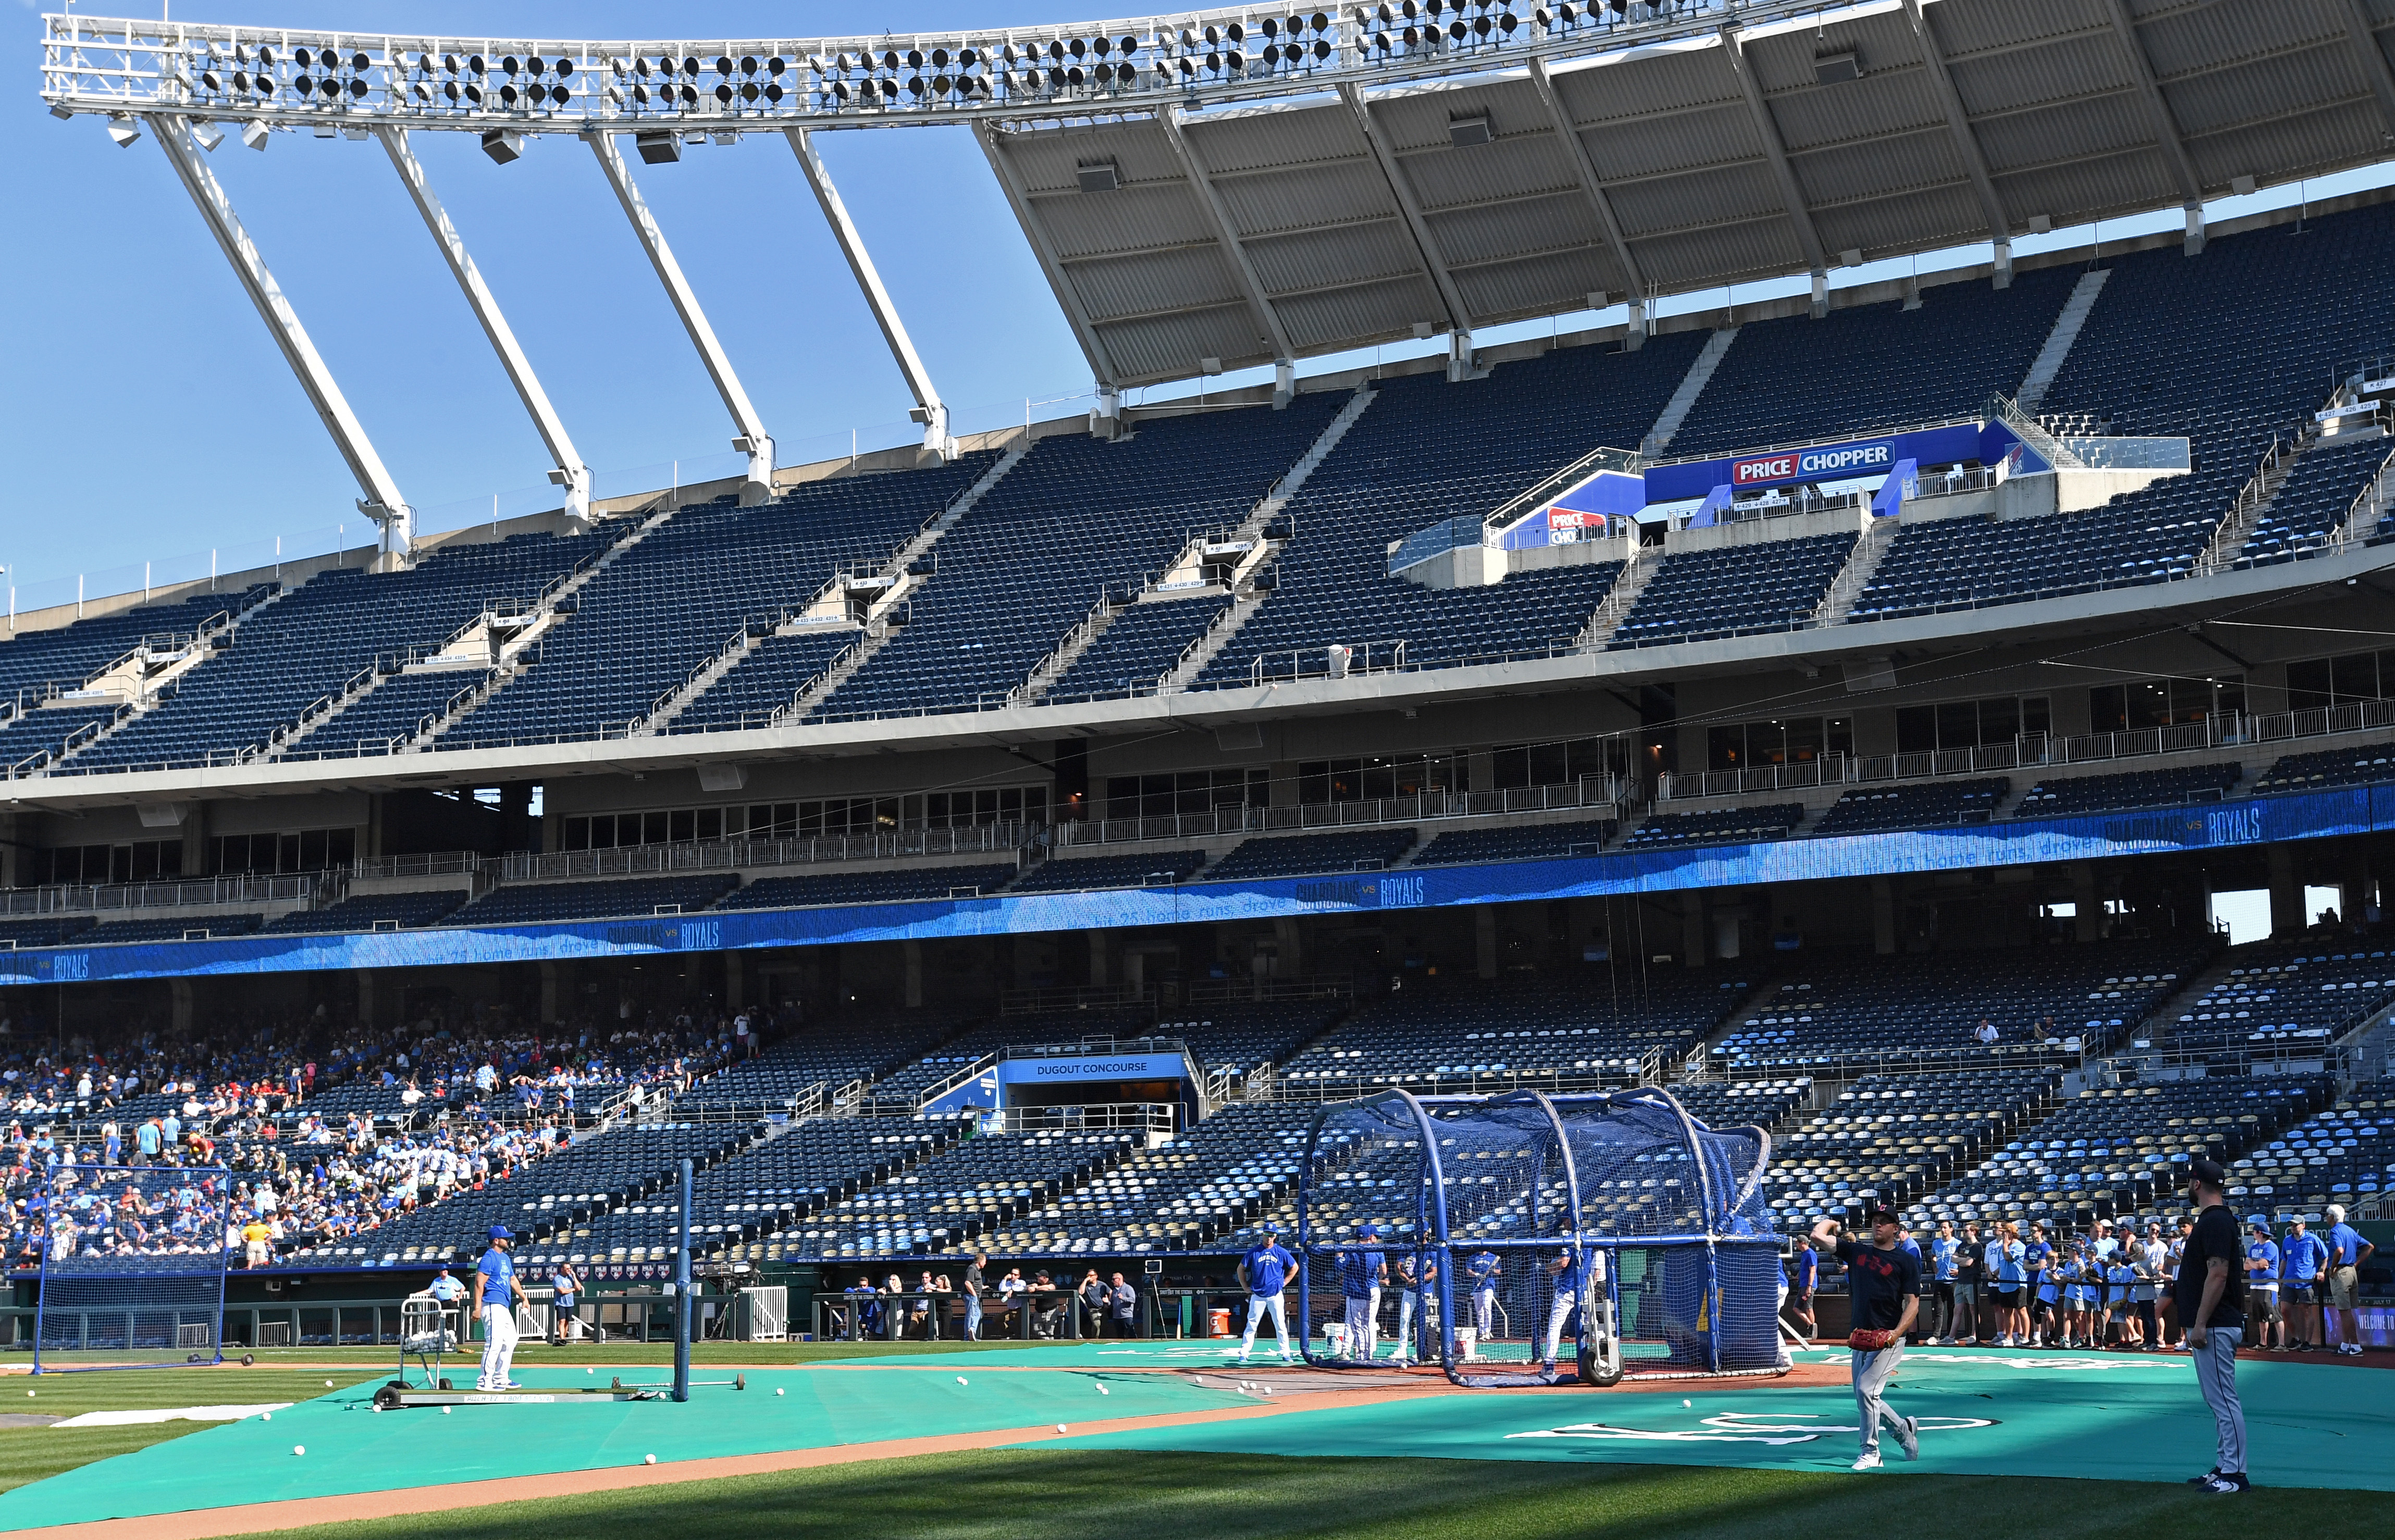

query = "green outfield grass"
230;1450;2379;1540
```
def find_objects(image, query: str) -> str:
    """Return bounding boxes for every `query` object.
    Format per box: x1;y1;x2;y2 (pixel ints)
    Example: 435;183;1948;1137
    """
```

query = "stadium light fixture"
104;114;142;147
189;119;226;152
49;103;72;120
635;129;682;164
240;118;271;151
481;129;525;165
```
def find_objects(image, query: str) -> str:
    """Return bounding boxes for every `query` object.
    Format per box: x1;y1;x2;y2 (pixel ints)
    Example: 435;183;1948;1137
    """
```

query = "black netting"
36;1165;230;1370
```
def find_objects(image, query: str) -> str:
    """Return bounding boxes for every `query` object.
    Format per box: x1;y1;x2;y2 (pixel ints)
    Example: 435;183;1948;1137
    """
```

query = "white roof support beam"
2101;0;2206;245
1339;82;1475;376
2339;0;2395;143
147;113;414;562
1155;110;1299;404
785;128;956;461
587;130;774;504
1897;0;2015;285
1525;57;1649;312
1719;25;1831;311
973;120;1121;398
377;127;592;526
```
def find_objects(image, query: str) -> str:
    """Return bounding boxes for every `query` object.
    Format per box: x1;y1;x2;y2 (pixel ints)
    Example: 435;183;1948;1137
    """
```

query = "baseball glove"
1846;1328;1898;1352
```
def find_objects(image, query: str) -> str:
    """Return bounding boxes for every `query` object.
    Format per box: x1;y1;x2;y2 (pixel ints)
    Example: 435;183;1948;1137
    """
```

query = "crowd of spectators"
0;992;788;1271
823;1259;1147;1342
1788;1208;2381;1356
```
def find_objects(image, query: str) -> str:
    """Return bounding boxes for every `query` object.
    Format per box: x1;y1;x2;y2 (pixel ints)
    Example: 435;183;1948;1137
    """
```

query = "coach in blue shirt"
2322;1204;2376;1357
1339;1226;1387;1361
2243;1218;2281;1351
2280;1215;2328;1351
1236;1226;1296;1364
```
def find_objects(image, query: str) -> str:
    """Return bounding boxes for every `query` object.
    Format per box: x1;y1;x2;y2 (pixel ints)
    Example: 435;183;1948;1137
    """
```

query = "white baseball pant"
478;1303;518;1390
1240;1293;1291;1360
1343;1287;1381;1360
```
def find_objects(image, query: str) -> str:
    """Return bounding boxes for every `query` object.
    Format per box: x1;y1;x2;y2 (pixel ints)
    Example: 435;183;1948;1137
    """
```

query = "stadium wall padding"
1;785;2375;985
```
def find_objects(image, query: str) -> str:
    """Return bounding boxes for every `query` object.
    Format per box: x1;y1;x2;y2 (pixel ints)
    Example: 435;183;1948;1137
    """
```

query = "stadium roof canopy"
39;1;2395;534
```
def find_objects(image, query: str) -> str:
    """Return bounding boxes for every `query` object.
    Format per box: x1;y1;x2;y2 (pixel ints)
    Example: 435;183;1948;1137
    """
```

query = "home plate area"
1033;1348;2395;1491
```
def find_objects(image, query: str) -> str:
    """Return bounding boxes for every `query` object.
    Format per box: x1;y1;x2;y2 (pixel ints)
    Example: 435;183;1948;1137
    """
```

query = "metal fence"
1658;702;2395;804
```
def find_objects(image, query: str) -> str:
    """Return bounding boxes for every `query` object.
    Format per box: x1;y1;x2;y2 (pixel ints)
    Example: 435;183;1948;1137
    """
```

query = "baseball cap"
487;1224;513;1242
1862;1203;1897;1225
2186;1157;2226;1188
2246;1214;2270;1228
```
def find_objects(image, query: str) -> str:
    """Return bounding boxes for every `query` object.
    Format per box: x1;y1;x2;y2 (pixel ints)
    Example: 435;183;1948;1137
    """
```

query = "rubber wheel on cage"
439;1377;453;1390
187;1352;206;1364
734;1373;747;1391
373;1386;403;1411
240;1355;255;1367
1581;1346;1624;1388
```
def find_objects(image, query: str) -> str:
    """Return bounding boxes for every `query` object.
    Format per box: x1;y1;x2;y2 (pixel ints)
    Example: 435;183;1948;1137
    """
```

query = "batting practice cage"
33;1165;231;1372
1294;1088;1785;1387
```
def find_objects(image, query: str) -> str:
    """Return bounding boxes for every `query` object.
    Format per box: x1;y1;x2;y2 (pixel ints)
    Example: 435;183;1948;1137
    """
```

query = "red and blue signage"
1645;419;2035;503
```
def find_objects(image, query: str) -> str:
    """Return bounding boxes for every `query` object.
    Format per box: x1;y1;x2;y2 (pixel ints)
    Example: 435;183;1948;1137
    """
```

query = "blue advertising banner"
997;1053;1190;1086
0;786;2378;987
1643;420;2025;503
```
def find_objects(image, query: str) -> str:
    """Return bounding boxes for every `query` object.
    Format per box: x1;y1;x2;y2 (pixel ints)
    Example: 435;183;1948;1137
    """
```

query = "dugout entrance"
1293;1087;1785;1388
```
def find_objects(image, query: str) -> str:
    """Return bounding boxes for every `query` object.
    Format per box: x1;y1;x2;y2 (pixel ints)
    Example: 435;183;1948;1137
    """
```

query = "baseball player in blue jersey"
1538;1246;1582;1375
1467;1249;1501;1340
1236;1226;1297;1363
1341;1226;1387;1361
474;1224;528;1392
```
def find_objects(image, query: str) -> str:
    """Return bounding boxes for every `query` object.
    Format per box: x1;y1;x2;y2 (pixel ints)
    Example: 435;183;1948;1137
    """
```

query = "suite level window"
921;786;1047;829
1493;739;1624;789
1105;769;1264;821
1300;754;1461;804
1706;717;1853;773
2286;651;2390;712
210;829;353;875
1896;696;2051;754
24;839;187;886
2086;678;2241;733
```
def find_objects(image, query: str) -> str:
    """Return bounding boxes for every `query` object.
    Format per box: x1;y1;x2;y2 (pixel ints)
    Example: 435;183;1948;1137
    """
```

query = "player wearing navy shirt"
1813;1206;1921;1472
2178;1158;2249;1493
1235;1227;1297;1363
1392;1250;1438;1365
474;1223;529;1392
1340;1226;1388;1361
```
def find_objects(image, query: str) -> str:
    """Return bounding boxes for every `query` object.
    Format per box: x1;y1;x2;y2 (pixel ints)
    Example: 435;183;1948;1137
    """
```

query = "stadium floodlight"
240;118;271;151
104;114;142;147
189;119;226;152
481;129;525;165
49;102;72;120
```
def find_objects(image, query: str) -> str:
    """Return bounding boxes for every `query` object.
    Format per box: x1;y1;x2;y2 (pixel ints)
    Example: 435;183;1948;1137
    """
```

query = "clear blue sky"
5;2;2390;611
2;3;1094;606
